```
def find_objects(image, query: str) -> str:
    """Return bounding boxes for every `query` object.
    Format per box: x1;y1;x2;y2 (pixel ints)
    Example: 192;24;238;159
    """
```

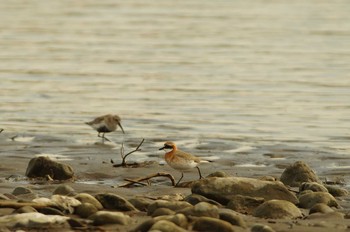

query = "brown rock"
192;217;235;232
280;161;320;187
309;203;335;214
253;200;302;219
299;182;328;193
95;193;138;211
298;192;339;209
227;195;265;214
147;200;192;215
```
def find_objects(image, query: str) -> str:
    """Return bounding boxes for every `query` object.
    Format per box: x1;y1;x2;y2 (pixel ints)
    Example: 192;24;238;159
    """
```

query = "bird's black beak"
159;146;165;150
118;122;125;134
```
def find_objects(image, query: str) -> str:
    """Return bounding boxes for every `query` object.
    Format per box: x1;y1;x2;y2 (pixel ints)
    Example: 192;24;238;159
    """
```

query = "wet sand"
0;133;349;231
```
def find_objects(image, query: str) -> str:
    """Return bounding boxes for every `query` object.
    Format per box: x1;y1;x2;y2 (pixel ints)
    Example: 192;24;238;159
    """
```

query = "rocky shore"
0;155;349;231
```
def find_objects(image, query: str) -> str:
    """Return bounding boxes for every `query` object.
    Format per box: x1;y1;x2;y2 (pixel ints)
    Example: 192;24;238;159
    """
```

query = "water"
1;1;350;167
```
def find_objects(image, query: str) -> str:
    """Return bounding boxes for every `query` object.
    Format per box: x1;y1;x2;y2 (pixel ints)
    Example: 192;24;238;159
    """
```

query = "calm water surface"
1;1;350;167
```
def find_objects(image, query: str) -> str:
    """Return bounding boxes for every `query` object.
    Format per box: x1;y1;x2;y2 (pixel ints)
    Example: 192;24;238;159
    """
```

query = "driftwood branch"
0;200;56;209
113;138;145;167
119;172;176;187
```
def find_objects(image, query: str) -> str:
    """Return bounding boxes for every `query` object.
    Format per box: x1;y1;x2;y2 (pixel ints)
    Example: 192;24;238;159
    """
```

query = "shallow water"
1;0;350;173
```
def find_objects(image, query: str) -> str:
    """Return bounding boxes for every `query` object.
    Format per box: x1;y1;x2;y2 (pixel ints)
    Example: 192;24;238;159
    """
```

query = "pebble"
280;161;320;187
147;200;192;215
219;210;246;228
253;200;302;219
74;193;103;210
74;202;98;218
251;224;276;232
309;203;335;214
150;220;187;232
298;192;339;209
192;216;235;232
299;182;328;193
226;195;265;214
95;193;138;211
177;202;219;218
89;211;130;226
53;185;76;196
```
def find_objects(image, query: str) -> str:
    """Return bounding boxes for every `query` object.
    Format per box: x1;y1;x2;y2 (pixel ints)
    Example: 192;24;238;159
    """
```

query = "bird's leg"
175;172;184;187
196;166;203;179
103;133;111;142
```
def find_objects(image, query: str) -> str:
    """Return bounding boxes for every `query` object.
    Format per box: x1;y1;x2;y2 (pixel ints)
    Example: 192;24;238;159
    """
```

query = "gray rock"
192;217;235;232
192;177;298;205
89;211;130;226
129;197;155;211
253;200;302;219
227;195;265;214
151;208;176;217
38;207;65;216
251;224;276;232
53;185;76;196
309;203;335;214
25;156;74;180
0;212;69;228
219;210;246;228
148;200;192;215
75;203;98;218
298;192;339;209
299;182;328;193
74;193;103;210
12;187;33;196
178;202;219;218
95;193;138;211
184;194;221;206
207;171;229;178
280;161;320;187
324;185;349;197
15;206;37;214
50;195;81;214
150;220;187;232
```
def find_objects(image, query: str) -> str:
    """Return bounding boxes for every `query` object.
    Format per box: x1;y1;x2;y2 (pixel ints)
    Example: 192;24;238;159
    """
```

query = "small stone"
178;202;219;218
150;220;187;232
25;156;74;180
309;203;335;214
131;219;155;232
227;195;265;214
38;207;65;216
184;194;221;206
74;193;103;210
53;185;76;196
324;185;349;197
0;212;69;228
89;211;130;226
15;206;37;214
0;208;15;216
50;195;81;214
219;210;246;228
151;208;175;217
75;203;98;218
207;171;229;177
95;193;138;211
12;187;33;196
253;200;302;219
129;197;155;211
258;176;277;181
307;211;345;220
67;218;87;228
251;224;276;232
298;192;339;209
147;200;192;215
299;182;328;193
280;161;320;187
192;217;235;232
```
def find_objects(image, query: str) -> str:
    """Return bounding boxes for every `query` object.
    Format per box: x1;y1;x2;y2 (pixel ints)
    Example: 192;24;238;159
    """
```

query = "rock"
50;195;81;214
131;218;155;232
192;217;235;232
258;176;277;181
147;200;192;215
298;192;339;209
227;195;265;214
152;214;188;228
12;187;33;196
251;224;276;232
178;202;219;218
150;220;187;232
89;211;130;226
309;203;335;214
38;207;65;216
299;182;328;193
207;171;229;178
184;194;221;206
253;200;302;219
280;161;320;187
75;203;98;218
53;185;76;196
192;177;298;205
74;193;103;210
129;197;155;211
67;218;87;228
307;211;345;220
0;212;69;228
25;156;74;180
95;193;138;211
15;206;37;214
151;208;175;217
219;210;246;228
0;208;15;216
324;185;349;197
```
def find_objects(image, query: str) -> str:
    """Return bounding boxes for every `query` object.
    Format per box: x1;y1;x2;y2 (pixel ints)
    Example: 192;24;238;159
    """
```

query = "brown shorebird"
159;141;204;186
85;114;125;142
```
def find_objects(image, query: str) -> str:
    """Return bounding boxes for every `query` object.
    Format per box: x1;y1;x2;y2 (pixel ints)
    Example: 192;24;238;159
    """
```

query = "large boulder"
191;177;298;205
280;161;320;187
25;157;74;180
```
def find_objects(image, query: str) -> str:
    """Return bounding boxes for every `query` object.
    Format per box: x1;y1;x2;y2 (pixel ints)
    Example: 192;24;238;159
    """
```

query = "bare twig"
0;129;3;134
113;138;145;167
119;172;176;187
